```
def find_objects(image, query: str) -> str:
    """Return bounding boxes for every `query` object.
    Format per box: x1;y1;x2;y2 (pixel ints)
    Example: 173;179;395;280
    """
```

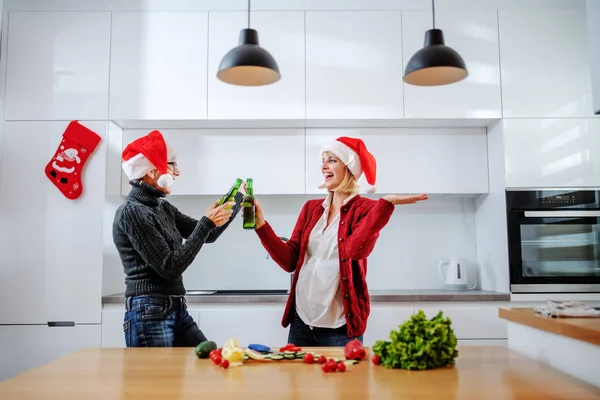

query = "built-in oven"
506;189;600;293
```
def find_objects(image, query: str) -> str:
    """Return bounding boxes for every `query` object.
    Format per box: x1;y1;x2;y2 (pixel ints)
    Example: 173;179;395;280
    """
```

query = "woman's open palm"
383;194;428;205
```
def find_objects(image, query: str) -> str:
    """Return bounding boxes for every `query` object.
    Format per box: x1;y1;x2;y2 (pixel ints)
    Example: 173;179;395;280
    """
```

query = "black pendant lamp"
403;0;468;86
217;0;280;86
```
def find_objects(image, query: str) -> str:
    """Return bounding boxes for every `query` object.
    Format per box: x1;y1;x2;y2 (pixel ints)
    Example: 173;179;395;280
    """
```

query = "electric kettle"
438;257;477;291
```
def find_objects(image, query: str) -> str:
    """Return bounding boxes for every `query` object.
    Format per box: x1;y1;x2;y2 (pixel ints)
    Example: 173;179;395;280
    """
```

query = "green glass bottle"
243;178;256;230
218;178;242;210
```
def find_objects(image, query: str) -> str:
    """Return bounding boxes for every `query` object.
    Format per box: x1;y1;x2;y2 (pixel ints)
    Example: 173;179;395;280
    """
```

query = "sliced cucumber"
270;354;284;360
283;350;296;355
343;360;359;366
295;352;305;357
283;354;296;359
243;355;249;360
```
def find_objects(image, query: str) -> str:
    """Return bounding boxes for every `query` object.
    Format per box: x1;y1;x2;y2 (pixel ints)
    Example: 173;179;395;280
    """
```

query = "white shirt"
295;193;357;329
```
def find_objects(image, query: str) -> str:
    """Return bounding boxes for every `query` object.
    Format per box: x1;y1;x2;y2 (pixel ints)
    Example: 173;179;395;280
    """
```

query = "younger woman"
253;136;427;346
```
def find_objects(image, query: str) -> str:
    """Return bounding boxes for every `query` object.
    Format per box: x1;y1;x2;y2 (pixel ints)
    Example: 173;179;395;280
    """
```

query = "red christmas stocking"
45;121;102;200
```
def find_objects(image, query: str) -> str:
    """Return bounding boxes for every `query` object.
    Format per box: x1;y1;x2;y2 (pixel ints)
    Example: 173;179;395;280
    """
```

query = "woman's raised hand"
382;194;428;205
254;199;265;229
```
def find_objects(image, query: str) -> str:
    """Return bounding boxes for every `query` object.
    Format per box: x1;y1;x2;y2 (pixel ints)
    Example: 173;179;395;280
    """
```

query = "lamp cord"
432;0;436;29
248;0;251;29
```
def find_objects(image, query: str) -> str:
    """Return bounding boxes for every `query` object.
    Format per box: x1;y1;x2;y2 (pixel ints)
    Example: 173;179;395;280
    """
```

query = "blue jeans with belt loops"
123;295;207;347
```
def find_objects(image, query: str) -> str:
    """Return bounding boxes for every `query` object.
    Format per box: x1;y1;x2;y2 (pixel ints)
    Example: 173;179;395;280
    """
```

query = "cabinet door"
207;11;305;119
414;304;508;340
197;306;288;347
0;325;101;381
305;11;404;119
363;305;414;347
499;10;592;118
305;128;489;195
0;122;106;324
121;129;306;195
4;11;111;120
109;11;209;120
402;10;501;119
504;118;600;188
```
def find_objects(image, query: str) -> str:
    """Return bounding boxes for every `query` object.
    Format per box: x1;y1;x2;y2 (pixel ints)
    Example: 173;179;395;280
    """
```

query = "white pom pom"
365;184;376;194
157;174;174;189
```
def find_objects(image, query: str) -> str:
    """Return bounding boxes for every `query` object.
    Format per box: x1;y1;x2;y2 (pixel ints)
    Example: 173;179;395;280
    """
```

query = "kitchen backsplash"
102;193;478;294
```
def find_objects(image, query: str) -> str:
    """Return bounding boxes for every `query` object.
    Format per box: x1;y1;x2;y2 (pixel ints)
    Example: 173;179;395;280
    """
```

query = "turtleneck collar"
127;180;166;207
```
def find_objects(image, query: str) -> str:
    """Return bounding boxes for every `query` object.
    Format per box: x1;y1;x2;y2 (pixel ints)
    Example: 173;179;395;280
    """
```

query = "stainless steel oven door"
508;210;600;293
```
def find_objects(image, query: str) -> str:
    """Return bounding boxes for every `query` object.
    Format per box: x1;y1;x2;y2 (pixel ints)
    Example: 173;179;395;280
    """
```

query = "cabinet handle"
47;321;75;327
523;211;600;218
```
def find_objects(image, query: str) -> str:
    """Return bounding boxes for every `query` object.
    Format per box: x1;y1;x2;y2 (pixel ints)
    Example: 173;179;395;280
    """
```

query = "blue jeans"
124;295;207;347
287;311;363;347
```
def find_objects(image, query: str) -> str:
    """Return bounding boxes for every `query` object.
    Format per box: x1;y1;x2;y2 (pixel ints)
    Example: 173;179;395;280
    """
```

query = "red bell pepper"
344;339;366;360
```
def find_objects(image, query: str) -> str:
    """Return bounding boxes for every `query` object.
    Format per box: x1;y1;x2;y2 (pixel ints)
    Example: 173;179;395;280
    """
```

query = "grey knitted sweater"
112;181;243;297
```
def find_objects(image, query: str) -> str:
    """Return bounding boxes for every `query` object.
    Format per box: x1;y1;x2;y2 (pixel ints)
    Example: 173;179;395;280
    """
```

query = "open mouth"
323;172;334;182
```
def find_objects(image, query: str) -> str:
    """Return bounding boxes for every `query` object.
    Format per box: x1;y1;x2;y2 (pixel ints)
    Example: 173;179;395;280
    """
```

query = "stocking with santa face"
45;121;102;200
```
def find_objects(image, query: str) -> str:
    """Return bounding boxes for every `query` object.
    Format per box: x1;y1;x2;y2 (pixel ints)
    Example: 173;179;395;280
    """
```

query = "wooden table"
1;346;599;399
499;307;600;346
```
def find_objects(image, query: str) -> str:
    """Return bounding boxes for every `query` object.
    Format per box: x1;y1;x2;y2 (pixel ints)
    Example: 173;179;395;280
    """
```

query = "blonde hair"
318;151;360;195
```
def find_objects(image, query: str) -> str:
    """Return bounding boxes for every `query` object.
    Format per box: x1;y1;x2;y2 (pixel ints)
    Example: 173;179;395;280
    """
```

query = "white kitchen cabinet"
305;11;404;119
499;10;593;118
196;305;289;347
414;303;508;340
0;324;101;382
4;11;111;120
207;11;305;120
109;11;209;120
305;128;489;195
504;118;600;188
101;309;126;348
121;128;306;195
402;11;501;119
362;305;414;347
0;121;107;324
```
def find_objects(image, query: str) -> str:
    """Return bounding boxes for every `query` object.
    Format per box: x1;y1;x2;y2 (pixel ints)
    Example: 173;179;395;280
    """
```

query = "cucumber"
194;340;217;359
295;352;305;357
283;354;296;359
270;354;284;360
243;355;249;360
283;350;296;355
343;360;359;366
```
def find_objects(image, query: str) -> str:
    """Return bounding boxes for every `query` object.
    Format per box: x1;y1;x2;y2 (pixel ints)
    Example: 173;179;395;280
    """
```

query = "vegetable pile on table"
372;309;459;370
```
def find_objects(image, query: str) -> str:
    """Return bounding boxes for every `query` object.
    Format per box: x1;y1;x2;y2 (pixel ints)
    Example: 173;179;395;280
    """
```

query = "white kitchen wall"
102;193;478;293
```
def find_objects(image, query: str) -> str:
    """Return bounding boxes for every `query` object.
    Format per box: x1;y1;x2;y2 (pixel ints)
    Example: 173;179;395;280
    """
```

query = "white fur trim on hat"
122;153;155;180
320;140;362;180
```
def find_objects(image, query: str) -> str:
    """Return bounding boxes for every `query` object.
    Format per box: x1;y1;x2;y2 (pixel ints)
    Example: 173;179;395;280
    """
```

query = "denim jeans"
124;295;207;347
287;311;363;347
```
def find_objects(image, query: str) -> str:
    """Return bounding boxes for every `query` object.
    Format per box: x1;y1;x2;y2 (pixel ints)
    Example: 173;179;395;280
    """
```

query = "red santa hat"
320;136;377;194
121;130;176;189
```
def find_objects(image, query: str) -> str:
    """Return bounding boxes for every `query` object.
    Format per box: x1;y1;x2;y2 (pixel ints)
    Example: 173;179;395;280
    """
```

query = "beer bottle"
243;178;256;229
218;178;242;210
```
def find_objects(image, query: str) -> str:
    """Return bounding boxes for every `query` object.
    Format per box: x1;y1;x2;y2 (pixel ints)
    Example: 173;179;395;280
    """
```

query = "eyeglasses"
167;161;178;171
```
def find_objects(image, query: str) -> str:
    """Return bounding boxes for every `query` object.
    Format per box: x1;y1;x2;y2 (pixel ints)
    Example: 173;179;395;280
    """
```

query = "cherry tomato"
372;354;381;365
337;362;347;372
318;355;327;364
326;359;338;372
304;353;315;364
221;359;230;369
212;355;222;366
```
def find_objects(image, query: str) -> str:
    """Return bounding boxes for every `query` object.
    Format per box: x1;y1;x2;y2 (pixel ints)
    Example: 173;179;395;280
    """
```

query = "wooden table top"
499;307;600;346
1;346;599;399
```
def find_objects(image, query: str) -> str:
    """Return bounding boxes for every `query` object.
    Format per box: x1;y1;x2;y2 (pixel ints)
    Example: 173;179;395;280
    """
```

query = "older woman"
253;136;427;346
